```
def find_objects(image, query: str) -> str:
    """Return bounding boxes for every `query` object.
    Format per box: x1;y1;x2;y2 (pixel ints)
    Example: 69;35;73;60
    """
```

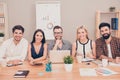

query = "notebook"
14;70;29;78
49;50;70;63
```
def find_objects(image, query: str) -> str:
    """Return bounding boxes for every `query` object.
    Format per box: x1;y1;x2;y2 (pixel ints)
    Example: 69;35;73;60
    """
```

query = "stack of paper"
79;68;97;76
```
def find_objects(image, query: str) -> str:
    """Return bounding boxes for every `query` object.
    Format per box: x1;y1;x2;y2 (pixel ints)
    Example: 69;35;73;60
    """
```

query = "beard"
55;36;62;40
102;33;110;40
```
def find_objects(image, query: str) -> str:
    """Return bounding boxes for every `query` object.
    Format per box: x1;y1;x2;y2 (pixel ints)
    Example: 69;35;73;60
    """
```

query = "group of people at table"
0;22;120;66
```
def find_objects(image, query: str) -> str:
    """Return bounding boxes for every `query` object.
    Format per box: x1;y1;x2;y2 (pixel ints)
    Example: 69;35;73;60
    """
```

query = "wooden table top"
0;61;120;80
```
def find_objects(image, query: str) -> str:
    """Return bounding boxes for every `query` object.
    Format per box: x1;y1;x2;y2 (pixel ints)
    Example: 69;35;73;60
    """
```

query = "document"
79;68;97;76
82;58;94;62
95;68;118;76
109;62;120;66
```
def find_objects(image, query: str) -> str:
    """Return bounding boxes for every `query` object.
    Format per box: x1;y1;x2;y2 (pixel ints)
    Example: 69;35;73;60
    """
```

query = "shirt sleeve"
67;41;72;54
48;41;54;51
115;38;120;57
0;41;8;59
96;39;104;59
18;40;28;61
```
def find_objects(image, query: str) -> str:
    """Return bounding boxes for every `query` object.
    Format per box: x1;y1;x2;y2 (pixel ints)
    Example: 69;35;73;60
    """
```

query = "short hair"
31;29;46;44
53;25;63;32
99;22;110;29
12;25;24;33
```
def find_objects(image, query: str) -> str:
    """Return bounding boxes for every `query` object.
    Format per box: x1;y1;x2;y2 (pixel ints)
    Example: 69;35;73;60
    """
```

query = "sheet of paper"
95;68;118;76
109;62;120;66
79;68;97;76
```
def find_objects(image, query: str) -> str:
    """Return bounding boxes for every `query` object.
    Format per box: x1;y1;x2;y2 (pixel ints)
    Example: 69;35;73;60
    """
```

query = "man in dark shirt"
96;22;120;62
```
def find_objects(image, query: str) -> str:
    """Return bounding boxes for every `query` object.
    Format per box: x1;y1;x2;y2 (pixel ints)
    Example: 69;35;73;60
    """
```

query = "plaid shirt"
96;36;120;59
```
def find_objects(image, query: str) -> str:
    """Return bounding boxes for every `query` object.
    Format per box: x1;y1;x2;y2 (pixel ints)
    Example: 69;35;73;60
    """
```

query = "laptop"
49;50;70;63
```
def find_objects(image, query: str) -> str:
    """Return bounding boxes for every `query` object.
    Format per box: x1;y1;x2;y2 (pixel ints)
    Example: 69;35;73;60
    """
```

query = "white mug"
102;59;108;67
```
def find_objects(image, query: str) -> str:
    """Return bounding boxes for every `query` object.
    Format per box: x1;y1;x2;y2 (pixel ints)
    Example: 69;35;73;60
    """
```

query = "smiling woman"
72;25;96;60
28;29;48;65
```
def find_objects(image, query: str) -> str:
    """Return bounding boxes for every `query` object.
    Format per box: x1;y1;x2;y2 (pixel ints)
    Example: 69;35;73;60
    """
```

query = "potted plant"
64;55;73;72
0;33;4;42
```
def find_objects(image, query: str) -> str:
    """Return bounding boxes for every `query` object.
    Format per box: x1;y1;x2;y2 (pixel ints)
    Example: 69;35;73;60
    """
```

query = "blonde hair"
76;25;89;40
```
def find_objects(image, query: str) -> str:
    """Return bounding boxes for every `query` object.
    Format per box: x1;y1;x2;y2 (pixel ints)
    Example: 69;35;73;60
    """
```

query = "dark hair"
53;25;63;32
99;22;110;29
31;29;46;44
12;25;24;33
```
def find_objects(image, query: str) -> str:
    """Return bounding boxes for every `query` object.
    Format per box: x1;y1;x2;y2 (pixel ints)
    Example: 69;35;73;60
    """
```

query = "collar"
79;39;89;45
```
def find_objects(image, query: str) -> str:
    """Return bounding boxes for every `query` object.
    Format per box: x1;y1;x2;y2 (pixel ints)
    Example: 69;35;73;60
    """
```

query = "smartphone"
7;62;23;67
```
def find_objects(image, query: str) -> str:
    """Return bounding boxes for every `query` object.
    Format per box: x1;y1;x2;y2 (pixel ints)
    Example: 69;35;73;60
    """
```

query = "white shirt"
76;40;92;58
107;44;112;58
0;38;28;61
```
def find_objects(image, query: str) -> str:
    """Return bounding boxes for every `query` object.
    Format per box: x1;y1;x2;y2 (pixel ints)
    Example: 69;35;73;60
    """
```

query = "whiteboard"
36;1;61;40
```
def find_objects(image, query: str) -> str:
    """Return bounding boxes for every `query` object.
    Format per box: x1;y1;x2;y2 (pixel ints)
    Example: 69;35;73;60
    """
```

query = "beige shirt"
76;40;92;58
0;38;28;61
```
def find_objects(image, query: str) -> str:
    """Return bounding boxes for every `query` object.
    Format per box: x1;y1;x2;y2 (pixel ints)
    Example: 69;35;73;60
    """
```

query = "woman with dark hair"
28;29;47;65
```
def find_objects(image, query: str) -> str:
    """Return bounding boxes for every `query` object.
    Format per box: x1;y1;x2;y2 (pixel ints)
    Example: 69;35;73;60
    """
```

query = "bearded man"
96;22;120;62
48;25;72;52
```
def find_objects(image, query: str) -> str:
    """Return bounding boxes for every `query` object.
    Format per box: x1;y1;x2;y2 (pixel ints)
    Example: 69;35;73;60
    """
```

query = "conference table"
0;60;120;80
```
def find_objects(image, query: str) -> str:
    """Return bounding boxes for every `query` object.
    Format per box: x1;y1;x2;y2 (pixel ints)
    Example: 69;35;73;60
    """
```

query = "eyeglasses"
54;32;63;34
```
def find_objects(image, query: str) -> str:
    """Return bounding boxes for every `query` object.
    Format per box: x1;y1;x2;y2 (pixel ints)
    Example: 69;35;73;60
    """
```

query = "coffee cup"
102;59;108;67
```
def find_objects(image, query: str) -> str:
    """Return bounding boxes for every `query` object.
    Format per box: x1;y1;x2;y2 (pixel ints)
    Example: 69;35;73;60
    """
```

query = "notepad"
14;70;29;78
79;68;97;76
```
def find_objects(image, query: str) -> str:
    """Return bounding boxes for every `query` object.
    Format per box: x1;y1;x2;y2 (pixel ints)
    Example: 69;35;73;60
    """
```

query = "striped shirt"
76;39;92;58
96;36;120;59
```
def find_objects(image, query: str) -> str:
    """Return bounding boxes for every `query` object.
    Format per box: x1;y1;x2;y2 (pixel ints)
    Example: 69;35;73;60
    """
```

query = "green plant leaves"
64;56;73;64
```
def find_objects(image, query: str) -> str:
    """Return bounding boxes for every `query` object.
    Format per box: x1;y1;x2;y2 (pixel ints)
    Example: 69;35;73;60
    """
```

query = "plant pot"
64;64;73;72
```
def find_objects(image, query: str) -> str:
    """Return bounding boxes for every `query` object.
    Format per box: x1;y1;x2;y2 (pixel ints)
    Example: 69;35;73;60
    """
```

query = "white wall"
0;0;120;43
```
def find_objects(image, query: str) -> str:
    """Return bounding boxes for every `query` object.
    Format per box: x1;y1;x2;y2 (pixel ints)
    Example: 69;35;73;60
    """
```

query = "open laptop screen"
49;50;70;63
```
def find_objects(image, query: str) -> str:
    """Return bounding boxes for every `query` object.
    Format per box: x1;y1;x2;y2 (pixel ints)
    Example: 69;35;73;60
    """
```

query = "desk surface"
0;61;120;80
